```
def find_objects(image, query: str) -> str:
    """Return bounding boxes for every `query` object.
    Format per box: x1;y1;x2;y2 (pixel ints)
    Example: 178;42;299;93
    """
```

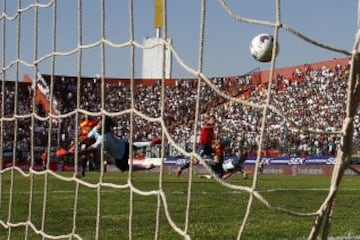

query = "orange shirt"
80;119;99;140
56;148;67;157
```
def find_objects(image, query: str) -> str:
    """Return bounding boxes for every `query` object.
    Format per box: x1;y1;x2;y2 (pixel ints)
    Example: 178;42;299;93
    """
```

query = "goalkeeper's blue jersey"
87;126;126;160
103;132;126;160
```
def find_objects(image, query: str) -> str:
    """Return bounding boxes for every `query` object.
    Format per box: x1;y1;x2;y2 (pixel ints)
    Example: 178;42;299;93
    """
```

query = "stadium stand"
2;57;357;166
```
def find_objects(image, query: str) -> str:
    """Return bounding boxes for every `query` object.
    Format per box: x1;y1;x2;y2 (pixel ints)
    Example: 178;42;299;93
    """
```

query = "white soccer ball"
250;33;279;62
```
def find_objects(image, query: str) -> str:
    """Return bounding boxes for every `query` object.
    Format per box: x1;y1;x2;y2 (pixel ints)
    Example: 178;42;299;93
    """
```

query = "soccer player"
39;147;48;170
78;115;100;174
221;147;249;180
79;117;157;176
197;114;216;156
176;114;216;177
199;147;249;180
79;115;99;146
209;137;225;177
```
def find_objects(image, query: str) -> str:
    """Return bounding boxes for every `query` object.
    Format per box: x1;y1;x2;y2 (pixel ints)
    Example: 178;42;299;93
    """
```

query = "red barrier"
1;161;80;172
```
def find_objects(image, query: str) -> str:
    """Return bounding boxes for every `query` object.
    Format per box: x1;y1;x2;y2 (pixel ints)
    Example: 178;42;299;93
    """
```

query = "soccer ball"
250;33;279;62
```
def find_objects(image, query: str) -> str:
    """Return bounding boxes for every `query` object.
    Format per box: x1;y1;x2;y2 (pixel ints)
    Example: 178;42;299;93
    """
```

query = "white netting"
0;0;359;239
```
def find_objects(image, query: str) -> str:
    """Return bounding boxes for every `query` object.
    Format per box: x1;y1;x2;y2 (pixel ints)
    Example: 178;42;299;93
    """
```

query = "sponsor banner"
164;156;184;166
273;157;305;165
0;155;339;172
2;158;360;176
303;156;336;165
243;156;336;165
163;155;336;166
163;156;211;166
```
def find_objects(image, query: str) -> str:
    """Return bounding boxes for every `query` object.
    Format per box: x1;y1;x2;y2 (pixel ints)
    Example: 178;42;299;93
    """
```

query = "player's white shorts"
222;161;235;171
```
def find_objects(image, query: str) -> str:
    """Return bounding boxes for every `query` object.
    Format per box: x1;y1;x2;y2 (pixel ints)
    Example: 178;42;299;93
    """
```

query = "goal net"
0;0;360;239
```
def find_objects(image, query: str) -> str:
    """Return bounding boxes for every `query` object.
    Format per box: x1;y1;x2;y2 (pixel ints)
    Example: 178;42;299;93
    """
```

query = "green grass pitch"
0;170;359;239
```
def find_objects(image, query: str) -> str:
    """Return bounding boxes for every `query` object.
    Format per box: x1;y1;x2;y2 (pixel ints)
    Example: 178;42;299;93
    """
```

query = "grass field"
0;170;359;240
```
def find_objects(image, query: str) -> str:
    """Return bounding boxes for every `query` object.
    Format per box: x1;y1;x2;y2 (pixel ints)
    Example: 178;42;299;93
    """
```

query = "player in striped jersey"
200;147;249;180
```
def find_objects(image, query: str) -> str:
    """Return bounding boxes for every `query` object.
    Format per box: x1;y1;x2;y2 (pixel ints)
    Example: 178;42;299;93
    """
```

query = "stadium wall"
256;57;350;84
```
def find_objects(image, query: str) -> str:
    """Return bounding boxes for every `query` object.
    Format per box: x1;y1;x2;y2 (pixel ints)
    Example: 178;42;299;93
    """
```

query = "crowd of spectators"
211;63;351;157
1;60;358;164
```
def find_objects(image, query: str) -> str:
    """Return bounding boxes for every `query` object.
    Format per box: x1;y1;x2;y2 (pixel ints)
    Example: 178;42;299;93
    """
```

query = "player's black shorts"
211;162;224;178
115;142;130;172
